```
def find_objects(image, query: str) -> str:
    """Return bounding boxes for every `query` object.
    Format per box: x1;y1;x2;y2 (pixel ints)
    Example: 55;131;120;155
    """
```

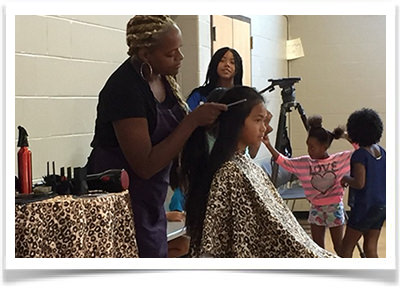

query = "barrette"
226;98;247;108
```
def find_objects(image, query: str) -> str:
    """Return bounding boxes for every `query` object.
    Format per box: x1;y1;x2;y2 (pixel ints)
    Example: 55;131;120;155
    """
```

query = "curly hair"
346;108;383;146
307;115;345;147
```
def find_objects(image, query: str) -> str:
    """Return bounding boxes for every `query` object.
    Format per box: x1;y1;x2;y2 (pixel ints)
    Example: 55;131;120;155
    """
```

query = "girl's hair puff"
307;115;345;148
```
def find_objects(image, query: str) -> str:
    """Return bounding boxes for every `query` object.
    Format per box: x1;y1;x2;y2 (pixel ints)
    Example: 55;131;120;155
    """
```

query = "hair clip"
226;99;247;109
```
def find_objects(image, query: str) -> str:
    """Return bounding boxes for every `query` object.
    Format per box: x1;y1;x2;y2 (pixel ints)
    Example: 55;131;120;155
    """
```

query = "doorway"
211;15;252;86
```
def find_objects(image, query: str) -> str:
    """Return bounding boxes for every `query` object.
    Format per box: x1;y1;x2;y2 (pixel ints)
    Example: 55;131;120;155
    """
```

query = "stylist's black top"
87;58;186;257
91;58;158;148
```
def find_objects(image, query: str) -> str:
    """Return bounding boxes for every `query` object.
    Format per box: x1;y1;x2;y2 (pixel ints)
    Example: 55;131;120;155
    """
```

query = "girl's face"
217;51;236;81
147;26;184;76
306;136;328;159
238;102;268;151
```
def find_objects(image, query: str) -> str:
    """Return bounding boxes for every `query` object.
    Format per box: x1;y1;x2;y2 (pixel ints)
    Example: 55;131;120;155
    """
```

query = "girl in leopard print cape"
181;86;336;258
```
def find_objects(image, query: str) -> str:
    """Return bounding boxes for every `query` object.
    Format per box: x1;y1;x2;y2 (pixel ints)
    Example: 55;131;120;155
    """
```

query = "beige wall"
174;15;209;100
15;15;131;180
248;15;288;163
287;15;386;211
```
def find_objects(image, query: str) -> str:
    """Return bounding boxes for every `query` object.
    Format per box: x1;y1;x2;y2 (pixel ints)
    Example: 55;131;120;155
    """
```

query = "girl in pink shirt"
263;115;355;255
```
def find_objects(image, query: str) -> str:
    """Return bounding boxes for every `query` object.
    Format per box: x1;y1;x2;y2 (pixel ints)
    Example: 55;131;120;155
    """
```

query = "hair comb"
226;99;247;109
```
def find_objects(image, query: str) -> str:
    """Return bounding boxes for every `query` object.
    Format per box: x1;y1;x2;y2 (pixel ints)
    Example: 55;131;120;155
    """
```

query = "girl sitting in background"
263;115;355;255
186;47;243;111
182;86;335;258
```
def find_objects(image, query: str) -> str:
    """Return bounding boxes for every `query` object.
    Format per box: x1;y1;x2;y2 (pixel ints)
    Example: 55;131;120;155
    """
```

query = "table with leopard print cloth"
15;191;139;258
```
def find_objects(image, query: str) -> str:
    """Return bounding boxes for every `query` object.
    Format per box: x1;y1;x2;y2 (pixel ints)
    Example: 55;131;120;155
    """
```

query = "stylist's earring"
140;62;153;81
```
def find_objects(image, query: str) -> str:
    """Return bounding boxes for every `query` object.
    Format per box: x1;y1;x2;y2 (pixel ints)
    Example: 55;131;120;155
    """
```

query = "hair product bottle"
17;126;32;194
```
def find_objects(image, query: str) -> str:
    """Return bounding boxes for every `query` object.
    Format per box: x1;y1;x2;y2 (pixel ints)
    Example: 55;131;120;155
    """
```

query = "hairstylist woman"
86;15;227;257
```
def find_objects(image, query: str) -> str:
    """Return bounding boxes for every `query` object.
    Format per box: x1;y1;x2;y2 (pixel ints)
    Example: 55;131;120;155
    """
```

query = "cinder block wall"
174;15;211;100
247;15;288;162
15;15;131;180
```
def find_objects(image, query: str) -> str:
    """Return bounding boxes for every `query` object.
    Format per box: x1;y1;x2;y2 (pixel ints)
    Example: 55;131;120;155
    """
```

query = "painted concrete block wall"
287;15;386;211
15;15;131;180
246;15;288;163
174;15;211;100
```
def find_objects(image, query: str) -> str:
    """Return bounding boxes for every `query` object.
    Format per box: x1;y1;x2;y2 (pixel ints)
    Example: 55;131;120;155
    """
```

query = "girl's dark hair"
182;86;264;246
346;108;383;146
169;157;180;190
307;115;345;148
188;47;243;98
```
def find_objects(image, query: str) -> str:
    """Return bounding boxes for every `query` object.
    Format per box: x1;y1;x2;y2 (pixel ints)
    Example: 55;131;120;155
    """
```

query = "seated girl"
181;86;336;258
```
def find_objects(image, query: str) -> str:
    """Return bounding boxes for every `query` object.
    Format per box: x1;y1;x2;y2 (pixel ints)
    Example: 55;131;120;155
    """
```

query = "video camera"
259;77;301;103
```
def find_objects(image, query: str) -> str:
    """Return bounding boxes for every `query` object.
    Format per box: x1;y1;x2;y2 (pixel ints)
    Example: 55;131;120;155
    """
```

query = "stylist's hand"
189;102;227;127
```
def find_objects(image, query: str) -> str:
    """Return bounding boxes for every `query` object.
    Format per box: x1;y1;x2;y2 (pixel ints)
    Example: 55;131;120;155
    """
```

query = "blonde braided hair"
165;75;189;113
126;15;189;113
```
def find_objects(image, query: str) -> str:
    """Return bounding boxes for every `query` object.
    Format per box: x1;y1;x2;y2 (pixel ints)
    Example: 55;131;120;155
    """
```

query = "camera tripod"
260;77;366;258
260;77;308;186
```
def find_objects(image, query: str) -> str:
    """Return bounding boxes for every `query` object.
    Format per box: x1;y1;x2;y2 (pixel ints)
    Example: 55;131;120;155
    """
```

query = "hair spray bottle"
17;126;32;194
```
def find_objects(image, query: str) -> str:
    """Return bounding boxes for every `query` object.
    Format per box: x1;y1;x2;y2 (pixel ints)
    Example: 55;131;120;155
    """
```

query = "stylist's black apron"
86;97;183;257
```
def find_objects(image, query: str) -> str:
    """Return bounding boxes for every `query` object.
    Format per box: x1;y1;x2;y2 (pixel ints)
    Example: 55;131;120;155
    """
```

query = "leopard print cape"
15;191;139;258
189;152;336;258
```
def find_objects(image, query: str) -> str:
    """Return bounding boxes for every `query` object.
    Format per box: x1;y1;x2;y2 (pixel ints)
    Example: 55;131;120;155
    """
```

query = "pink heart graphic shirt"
276;150;353;205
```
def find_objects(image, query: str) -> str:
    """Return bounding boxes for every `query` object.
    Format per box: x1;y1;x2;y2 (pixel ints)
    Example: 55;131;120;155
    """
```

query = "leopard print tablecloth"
15;191;139;258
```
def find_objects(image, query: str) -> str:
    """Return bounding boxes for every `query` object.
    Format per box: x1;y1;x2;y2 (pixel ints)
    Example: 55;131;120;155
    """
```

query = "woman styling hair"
86;15;227;258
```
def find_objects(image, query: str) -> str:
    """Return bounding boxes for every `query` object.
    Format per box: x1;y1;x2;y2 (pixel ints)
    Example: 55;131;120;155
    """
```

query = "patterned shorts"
308;203;345;227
